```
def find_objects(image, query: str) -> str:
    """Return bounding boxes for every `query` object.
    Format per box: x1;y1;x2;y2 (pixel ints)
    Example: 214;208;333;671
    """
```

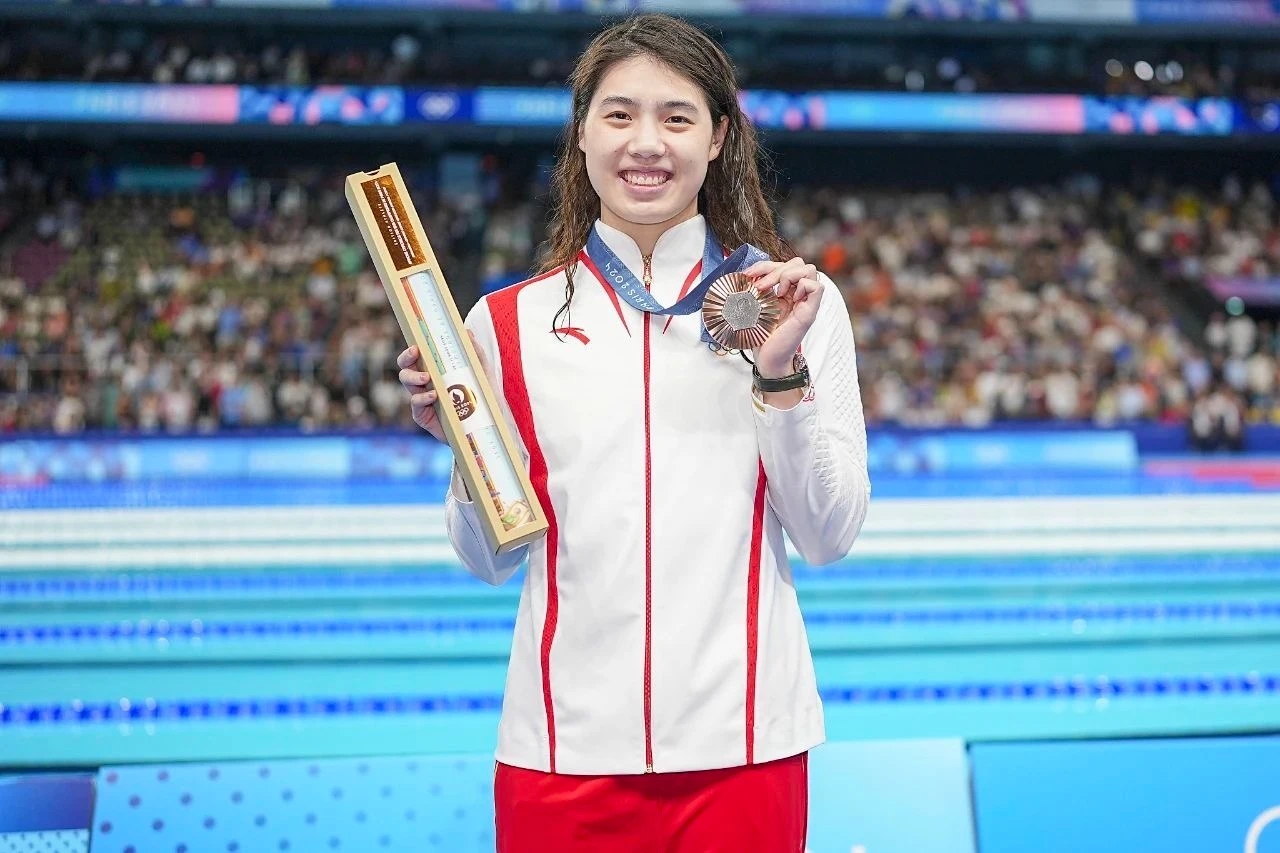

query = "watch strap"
753;354;809;393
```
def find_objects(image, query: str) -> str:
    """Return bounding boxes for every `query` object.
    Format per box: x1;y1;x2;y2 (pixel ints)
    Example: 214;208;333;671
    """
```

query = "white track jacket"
445;215;871;776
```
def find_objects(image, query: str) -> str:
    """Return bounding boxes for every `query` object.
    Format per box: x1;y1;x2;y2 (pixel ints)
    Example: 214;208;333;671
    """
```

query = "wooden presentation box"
345;163;548;555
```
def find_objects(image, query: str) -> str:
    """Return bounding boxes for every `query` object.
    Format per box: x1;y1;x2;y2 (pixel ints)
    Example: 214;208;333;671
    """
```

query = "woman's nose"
626;116;664;158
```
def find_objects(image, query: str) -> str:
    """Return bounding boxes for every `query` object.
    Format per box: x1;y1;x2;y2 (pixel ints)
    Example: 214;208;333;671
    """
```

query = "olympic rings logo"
1246;806;1280;853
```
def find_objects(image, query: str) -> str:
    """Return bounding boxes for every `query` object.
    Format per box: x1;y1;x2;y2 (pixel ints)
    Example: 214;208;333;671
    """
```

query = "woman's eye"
607;111;630;120
667;116;691;124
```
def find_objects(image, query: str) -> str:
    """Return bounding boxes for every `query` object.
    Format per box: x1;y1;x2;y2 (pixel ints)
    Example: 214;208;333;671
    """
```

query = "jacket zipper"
642;253;655;774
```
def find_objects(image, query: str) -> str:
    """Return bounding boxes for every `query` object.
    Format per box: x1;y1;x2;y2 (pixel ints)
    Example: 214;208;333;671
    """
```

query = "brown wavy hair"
544;13;793;333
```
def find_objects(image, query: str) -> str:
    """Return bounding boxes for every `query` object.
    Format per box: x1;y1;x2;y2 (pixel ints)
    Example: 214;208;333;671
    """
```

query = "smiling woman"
578;58;727;251
541;16;793;321
395;12;872;853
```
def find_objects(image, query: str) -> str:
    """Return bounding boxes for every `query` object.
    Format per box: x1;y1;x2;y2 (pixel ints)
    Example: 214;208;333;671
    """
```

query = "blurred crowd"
1;160;1278;436
0;162;493;434
4;25;1280;99
0;30;442;87
780;179;1277;429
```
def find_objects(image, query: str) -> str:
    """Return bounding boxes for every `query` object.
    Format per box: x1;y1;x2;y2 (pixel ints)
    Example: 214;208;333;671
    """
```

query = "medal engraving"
722;291;762;331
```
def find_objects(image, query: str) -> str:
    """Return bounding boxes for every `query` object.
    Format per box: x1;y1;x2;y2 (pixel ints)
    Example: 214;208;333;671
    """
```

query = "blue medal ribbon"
585;222;771;346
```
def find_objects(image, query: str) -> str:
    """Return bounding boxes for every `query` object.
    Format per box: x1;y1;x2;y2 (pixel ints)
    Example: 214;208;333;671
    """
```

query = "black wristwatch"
752;354;809;393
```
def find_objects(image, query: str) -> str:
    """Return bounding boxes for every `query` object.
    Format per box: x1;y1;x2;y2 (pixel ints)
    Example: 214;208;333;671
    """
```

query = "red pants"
494;753;808;852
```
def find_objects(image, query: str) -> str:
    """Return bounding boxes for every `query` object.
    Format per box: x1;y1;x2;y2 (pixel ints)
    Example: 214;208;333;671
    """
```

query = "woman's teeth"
623;172;669;186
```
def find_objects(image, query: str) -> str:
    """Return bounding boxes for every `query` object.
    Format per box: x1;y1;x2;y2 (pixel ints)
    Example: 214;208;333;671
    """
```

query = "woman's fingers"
775;263;818;300
399;368;434;392
793;277;822;304
749;261;787;292
742;260;780;279
751;258;811;296
396;345;419;370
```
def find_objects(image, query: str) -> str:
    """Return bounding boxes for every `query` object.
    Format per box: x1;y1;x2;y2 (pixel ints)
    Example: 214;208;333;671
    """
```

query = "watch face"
701;272;781;351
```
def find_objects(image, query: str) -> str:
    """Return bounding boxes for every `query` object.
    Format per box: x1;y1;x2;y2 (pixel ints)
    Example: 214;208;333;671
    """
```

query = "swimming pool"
2;469;1278;769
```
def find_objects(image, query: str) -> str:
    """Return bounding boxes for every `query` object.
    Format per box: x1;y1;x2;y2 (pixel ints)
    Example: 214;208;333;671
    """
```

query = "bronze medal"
701;272;781;351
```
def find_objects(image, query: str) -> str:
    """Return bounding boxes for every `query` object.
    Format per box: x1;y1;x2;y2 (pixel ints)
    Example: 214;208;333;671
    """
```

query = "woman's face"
578;54;728;242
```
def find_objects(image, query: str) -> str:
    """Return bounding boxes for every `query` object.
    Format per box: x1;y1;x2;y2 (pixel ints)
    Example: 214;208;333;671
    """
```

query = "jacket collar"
592;215;708;297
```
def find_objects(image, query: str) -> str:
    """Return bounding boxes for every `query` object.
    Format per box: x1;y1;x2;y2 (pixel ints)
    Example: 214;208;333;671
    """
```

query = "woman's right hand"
397;344;446;441
397;330;493;442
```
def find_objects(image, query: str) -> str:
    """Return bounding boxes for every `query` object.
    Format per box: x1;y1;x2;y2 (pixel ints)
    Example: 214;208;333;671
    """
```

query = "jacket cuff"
751;386;817;420
449;464;473;504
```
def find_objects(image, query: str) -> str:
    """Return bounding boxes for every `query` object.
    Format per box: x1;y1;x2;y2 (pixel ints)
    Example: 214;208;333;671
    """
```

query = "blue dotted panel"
90;755;494;853
0;831;89;853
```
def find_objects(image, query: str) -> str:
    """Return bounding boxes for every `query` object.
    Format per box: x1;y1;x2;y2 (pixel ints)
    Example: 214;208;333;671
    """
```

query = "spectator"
1190;383;1246;452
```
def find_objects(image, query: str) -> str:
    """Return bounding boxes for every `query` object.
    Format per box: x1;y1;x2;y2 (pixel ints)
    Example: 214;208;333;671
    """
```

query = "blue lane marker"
0;616;515;644
0;569;479;600
2;674;1278;728
818;673;1280;704
0;693;505;727
805;600;1280;626
3;600;1280;647
800;553;1280;583
3;553;1278;602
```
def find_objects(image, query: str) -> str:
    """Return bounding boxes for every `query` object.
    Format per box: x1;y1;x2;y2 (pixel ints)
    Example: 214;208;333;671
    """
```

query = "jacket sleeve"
443;296;529;586
752;273;872;566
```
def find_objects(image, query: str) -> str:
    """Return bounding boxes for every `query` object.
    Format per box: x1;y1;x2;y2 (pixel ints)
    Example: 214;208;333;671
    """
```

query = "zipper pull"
642;254;653;290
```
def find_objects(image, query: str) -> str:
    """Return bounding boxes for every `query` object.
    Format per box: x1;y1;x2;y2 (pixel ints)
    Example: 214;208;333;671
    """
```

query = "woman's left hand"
743;257;823;378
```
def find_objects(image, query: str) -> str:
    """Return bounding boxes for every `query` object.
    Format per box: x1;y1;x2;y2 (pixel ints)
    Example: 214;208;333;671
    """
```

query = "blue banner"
238;86;403;125
0;774;95;834
868;430;1138;475
470;87;571;126
1136;0;1280;22
0;83;240;124
1208;275;1280;306
0;430;1138;484
408;88;473;123
10;424;1279;484
1;83;1278;137
13;0;1280;24
1084;95;1235;136
971;735;1280;853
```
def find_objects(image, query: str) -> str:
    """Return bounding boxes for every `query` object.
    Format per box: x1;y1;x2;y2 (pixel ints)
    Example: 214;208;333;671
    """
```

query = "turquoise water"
1;475;1278;769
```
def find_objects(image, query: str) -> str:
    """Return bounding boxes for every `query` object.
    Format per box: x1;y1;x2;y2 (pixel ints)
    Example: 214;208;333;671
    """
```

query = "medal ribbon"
585;223;771;345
